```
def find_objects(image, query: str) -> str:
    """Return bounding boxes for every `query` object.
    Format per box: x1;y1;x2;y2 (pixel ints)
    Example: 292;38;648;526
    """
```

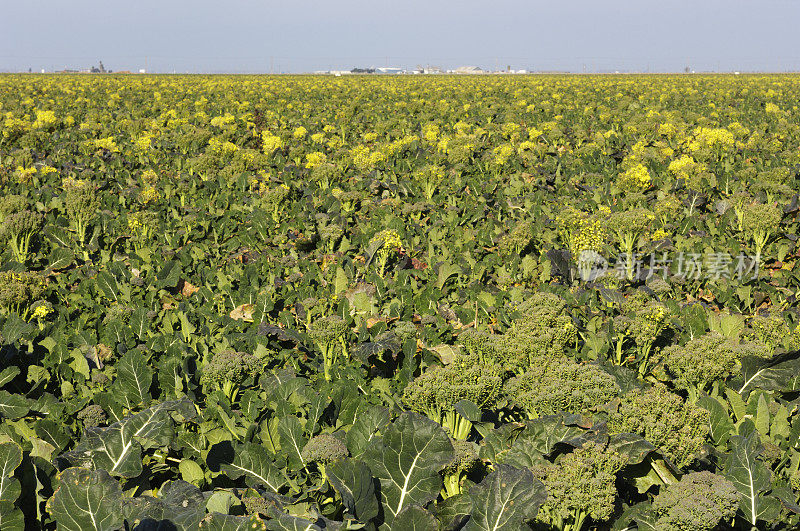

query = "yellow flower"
617;164;651;192
305;151;327;169
292;126;308;139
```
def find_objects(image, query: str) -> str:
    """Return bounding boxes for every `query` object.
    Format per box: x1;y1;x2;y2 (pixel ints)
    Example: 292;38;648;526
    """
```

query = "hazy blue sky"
2;0;799;73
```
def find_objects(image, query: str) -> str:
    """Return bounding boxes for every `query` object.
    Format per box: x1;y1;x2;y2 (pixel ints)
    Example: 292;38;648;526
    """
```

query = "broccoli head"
441;438;480;498
533;442;626;531
505;359;618;419
648;471;739;530
77;404;108;429
608;383;709;469
402;355;504;439
655;331;769;401
500;293;578;372
498;220;534;257
241;495;271;517
301;433;349;477
0;194;27;222
746;314;800;354
200;349;264;402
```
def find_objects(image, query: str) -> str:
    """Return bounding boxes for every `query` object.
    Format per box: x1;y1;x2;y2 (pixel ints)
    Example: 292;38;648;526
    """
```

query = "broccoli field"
2;73;800;530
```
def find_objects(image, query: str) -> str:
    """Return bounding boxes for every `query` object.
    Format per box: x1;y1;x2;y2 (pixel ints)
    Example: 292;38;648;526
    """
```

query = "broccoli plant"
532;442;626;531
0;202;43;263
308;315;349;381
441;438;480;498
301;433;349;478
199;349;264;402
369;229;402;277
413;163;446;201
608;383;709;471
505;358;619;419
0;270;47;318
745;313;800;355
634;471;739;530
402;355;503;440
500;293;578;373
64;179;100;254
612;292;670;376
740;202;782;266
77;404;108;429
654;331;769;402
606;207;655;281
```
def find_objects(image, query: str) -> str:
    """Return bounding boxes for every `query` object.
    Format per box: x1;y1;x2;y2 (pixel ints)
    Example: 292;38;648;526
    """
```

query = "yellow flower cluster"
292;126;307;139
31;303;53;320
32;110;57;129
208;137;239;155
14;166;36;183
209;113;235;127
422;123;439;142
139;186;160;204
765;102;780;114
89;137;119;152
351;145;386;170
310;132;325;144
305;151;327;169
134;134;153;151
617;164;651;192
688;127;735;152
492;144;515;165
261;131;284;153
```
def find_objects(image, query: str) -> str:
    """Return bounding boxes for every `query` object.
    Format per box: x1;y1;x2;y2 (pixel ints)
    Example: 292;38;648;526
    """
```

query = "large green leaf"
464;464;546;531
221;443;285;493
345;405;390;458
61;400;194;478
0;390;30;420
113;349;154;409
0;366;19;388
327;458;379;523
362;412;454;525
121;480;206;530
0;442;23;525
698;395;735;446
278;416;307;470
264;513;322;530
46;467;123;531
95;270;120;301
737;356;800;395
435;494;472;531
393;505;438;530
723;431;780;526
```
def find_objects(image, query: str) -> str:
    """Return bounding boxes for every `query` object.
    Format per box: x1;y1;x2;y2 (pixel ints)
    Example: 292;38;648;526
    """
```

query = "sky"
2;0;799;73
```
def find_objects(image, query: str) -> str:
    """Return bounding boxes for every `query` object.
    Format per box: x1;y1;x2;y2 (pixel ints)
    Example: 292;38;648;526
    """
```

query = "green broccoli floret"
740;202;782;266
746;314;800;354
77;404;108;429
613;292;670;376
441;438;480;498
0;194;27;222
498;220;534;257
499;293;578;372
533;442;626;531
608;383;709;469
655;331;769;401
0;208;44;263
200;349;264;402
241;495;271;517
64;180;100;250
505;359;618;419
301;433;349;478
402;355;503;440
0;270;47;318
647;471;739;530
308;315;349;381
